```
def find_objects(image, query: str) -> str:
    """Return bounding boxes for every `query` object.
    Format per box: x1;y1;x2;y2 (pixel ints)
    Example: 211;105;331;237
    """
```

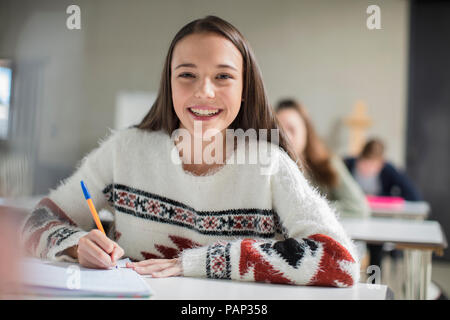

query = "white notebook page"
21;258;152;297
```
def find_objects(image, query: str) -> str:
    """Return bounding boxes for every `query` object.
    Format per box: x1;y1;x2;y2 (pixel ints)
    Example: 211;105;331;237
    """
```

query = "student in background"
21;16;360;287
344;138;422;201
275;99;370;219
344;139;422;269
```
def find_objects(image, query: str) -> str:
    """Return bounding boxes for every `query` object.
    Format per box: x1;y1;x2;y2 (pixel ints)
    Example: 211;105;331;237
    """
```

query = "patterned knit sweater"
22;128;360;287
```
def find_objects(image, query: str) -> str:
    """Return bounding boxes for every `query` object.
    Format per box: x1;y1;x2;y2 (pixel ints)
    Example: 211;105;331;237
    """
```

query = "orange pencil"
80;180;106;235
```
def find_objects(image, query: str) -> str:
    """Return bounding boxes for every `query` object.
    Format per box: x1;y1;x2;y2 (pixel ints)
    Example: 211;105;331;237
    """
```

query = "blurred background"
0;0;449;298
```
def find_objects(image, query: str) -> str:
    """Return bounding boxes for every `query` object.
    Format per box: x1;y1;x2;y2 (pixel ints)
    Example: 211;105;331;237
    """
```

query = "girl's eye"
179;73;195;78
216;74;232;80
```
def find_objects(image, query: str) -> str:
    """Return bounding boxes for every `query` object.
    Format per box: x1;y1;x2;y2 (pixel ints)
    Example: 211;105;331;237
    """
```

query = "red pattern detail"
174;209;195;225
239;239;292;284
153;245;179;259
127;194;136;208
141;235;201;260
308;234;355;287
141;252;161;259
117;192;128;206
203;216;218;230
233;216;243;229
169;235;200;251
114;230;122;241
146;200;161;215
211;256;226;273
259;216;274;232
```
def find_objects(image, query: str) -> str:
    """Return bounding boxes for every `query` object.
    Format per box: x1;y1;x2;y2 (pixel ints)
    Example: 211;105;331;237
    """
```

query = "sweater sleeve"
181;149;360;287
328;156;371;218
21;130;118;261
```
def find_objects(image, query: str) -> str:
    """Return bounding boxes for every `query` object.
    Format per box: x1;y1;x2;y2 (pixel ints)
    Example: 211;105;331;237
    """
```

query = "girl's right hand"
77;229;124;269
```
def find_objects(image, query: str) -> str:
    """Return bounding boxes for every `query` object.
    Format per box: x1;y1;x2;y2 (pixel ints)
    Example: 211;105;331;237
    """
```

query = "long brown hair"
135;16;299;168
275;99;338;188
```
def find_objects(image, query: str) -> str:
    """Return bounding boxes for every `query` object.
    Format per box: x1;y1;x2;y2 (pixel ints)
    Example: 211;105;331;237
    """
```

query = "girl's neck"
174;127;233;176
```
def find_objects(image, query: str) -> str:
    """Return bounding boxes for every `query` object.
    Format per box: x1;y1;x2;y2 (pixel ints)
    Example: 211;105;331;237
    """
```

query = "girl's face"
276;108;308;155
356;158;383;178
171;32;244;136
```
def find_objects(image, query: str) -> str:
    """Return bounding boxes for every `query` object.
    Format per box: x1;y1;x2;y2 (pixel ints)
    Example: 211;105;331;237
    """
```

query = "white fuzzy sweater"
22;128;360;287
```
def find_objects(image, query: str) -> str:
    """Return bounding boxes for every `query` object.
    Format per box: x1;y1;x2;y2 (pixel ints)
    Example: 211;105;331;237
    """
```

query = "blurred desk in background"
370;201;430;220
0;195;43;212
341;217;447;300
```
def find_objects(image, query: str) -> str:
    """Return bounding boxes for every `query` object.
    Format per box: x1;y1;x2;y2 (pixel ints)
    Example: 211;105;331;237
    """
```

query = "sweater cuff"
40;226;89;262
180;245;208;278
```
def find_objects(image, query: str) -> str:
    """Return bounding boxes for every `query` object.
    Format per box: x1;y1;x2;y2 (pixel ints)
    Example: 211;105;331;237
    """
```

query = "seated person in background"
344;138;422;269
344;138;422;201
275;99;370;219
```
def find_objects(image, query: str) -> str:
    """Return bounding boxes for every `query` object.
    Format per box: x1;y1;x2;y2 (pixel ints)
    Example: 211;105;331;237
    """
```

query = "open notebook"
21;258;153;298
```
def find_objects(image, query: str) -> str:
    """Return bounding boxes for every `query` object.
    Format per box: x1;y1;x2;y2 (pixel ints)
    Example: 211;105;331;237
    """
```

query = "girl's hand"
77;229;124;269
126;258;182;278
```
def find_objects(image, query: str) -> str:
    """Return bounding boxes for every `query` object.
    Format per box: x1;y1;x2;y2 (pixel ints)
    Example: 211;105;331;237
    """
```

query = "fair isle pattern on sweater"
21;128;360;287
103;183;284;238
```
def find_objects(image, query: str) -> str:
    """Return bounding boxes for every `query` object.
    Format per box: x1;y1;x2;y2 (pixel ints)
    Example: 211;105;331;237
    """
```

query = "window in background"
0;60;13;139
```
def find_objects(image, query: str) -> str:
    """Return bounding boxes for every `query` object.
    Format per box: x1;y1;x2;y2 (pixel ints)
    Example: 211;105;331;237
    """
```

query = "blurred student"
344;139;422;268
275;99;370;218
344;139;422;201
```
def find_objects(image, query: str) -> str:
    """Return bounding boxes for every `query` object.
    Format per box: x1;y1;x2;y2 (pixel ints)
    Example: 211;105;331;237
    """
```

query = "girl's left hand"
126;258;182;277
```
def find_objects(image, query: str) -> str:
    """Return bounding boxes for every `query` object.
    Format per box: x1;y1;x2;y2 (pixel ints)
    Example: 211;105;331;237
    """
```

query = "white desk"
341;217;447;300
144;276;390;300
0;195;43;211
6;273;390;300
370;201;430;220
0;197;391;300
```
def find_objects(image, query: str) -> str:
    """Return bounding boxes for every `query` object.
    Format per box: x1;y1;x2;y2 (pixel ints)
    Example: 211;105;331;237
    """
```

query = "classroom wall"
0;0;410;194
407;0;450;261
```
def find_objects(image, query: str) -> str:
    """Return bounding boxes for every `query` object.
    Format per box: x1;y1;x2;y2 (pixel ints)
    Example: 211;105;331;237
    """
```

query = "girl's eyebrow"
175;63;196;70
174;63;238;71
217;64;238;71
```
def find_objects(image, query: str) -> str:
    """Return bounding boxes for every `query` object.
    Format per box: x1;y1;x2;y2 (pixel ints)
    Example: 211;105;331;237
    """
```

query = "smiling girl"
22;16;359;287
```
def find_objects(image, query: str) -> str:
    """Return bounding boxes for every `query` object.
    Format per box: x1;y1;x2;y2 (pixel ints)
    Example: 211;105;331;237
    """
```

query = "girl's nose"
194;78;215;99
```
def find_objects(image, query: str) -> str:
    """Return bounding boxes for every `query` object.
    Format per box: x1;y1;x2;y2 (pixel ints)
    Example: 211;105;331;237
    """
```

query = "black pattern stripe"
102;183;282;238
103;183;275;216
206;242;232;279
42;226;80;258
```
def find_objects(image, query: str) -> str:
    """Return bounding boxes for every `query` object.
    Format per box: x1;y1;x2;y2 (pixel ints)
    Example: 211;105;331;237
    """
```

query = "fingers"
77;229;126;269
88;230;115;254
151;266;182;278
110;245;124;263
127;258;182;277
132;262;175;275
131;258;175;267
78;238;113;269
